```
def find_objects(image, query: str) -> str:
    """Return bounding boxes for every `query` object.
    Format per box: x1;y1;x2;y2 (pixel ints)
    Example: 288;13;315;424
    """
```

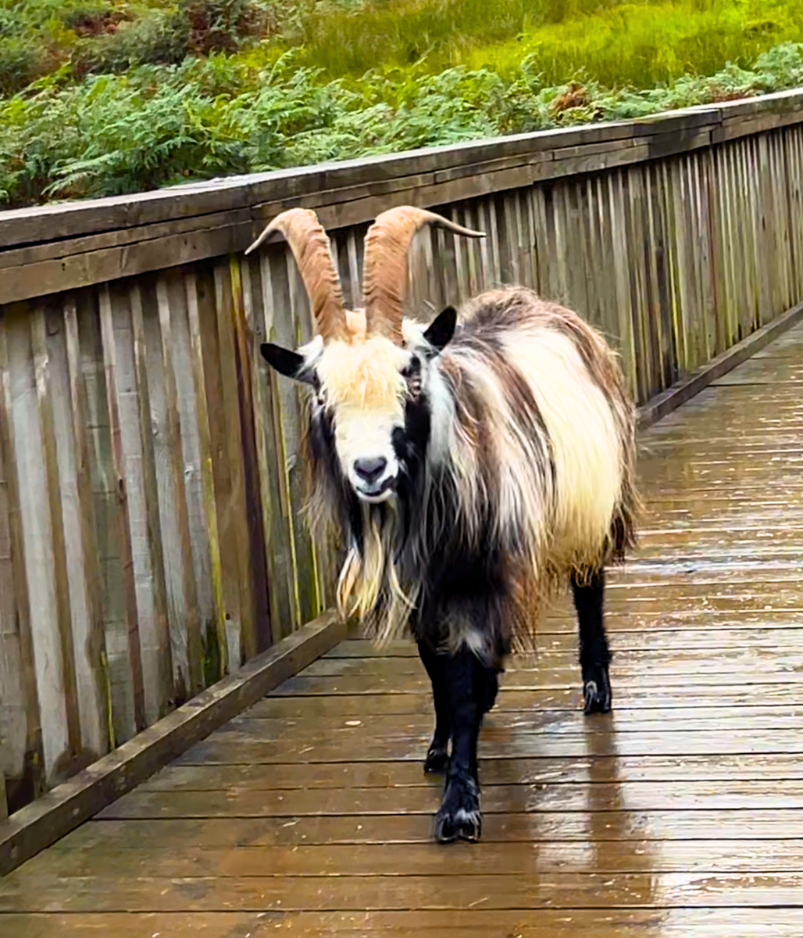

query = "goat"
249;205;639;844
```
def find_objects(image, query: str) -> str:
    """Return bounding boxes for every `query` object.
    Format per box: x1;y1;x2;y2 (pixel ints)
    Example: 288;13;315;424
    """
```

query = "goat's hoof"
424;743;450;774
583;671;612;715
434;773;481;843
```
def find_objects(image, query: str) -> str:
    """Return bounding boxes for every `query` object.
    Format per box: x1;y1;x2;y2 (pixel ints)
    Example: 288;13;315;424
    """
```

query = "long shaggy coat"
302;286;638;666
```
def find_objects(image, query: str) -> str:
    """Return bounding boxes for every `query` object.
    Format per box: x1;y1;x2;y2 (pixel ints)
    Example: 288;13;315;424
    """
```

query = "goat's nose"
354;456;388;484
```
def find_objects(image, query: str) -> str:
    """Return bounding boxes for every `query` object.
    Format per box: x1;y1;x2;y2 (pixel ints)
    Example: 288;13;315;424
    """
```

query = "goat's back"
445;286;636;574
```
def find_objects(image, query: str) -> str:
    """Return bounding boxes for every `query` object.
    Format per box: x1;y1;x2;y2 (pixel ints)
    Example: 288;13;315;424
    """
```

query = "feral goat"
249;205;638;844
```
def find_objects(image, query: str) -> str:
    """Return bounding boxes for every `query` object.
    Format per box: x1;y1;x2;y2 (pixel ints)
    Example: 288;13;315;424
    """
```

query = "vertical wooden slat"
646;164;674;390
424;227;444;317
229;257;272;654
63;298;113;756
577;180;599;328
259;250;303;637
97;286;147;732
165;274;219;684
0;315;43;810
184;271;230;673
787;128;803;298
190;265;242;671
103;287;169;721
142;276;203;699
0;356;31;802
285;252;322;625
41;301;109;764
739;139;759;334
244;256;296;642
463;204;481;298
213;261;261;663
623;168;650;403
347;230;363;309
609;173;637;396
476;200;492;290
4;305;73;784
129;284;177;704
30;303;82;764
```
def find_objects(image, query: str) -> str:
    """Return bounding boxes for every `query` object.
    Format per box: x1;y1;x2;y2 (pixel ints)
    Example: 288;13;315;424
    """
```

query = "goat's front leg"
434;647;495;844
571;568;612;715
417;640;451;773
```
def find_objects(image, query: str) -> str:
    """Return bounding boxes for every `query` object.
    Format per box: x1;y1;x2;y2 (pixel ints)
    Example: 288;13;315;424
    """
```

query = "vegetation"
2;0;803;207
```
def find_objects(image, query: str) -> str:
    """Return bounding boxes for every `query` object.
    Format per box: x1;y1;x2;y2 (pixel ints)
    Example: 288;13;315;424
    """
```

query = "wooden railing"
2;89;803;815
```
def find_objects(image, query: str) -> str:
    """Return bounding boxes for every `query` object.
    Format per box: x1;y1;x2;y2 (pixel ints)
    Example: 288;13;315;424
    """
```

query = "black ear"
423;306;457;355
260;343;312;384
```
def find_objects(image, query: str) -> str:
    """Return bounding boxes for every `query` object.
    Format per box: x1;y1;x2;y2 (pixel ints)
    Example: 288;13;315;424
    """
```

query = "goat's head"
251;206;485;504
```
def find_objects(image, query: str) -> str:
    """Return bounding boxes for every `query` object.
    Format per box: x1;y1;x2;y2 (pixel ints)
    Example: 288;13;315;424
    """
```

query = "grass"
2;0;803;207
287;0;803;85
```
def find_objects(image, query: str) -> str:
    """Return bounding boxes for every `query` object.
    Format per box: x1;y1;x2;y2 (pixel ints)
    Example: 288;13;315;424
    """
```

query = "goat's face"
261;307;456;504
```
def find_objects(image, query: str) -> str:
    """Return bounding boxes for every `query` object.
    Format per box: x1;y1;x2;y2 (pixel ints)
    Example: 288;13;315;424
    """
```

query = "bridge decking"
2;323;803;935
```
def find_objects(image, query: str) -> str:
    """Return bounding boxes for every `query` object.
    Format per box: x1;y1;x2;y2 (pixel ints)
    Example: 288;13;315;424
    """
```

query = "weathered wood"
6;327;803;930
4;90;803;845
145;747;803;790
74;291;137;747
60;298;110;765
0;317;43;812
247;254;296;644
4;307;73;786
37;302;112;771
0;613;345;876
227;257;272;654
100;777;803;820
128;283;175;708
2;869;803;913
637;299;803;428
0;94;802;300
97;286;147;732
0;222;253;306
0;909;801;938
0;208;252;271
24;836;803;878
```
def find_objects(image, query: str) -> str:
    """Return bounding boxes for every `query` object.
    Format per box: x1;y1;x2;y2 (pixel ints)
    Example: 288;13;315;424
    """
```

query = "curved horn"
246;208;348;342
362;207;486;344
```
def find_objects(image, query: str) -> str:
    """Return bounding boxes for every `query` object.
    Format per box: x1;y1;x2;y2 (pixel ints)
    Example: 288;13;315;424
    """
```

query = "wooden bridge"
3;321;803;933
3;90;803;936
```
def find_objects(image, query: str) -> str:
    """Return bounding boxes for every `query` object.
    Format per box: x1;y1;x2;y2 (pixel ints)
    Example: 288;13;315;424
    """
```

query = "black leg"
434;648;496;844
571;568;612;715
417;640;451;774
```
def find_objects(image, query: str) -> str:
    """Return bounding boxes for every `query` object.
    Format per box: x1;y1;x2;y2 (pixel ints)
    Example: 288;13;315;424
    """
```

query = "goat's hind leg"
434;648;497;844
417;640;451;773
572;568;612;715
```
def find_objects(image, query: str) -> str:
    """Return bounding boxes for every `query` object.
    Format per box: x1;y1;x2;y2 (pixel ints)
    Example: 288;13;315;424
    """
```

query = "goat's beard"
335;500;421;646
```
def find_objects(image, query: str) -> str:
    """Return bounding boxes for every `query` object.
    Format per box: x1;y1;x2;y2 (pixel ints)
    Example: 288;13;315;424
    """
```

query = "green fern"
3;0;803;206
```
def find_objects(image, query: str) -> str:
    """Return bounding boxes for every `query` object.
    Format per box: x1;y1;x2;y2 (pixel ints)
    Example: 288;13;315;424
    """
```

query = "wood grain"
5;323;803;933
4;94;803;862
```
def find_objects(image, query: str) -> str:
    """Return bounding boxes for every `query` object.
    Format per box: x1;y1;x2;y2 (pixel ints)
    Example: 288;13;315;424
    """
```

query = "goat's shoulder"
456;286;580;337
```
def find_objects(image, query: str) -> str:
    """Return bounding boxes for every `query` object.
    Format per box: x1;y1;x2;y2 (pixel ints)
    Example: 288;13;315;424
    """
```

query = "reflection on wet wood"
2;910;803;938
4;325;803;933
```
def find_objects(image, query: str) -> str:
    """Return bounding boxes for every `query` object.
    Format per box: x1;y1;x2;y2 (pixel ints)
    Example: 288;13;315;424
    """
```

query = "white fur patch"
499;325;623;567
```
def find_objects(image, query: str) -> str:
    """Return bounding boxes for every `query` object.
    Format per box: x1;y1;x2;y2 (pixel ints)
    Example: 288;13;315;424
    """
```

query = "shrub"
2;1;803;206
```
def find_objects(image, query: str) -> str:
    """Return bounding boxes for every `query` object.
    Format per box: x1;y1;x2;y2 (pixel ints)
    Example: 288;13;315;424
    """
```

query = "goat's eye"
402;356;422;398
401;356;421;380
311;375;326;406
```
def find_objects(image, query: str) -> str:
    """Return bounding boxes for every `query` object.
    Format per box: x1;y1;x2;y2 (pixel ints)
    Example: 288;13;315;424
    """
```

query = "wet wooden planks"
3;324;803;933
6;116;803;822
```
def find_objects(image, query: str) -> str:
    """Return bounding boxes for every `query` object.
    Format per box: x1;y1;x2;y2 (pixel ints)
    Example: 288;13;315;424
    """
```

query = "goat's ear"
260;343;313;384
423;306;457;356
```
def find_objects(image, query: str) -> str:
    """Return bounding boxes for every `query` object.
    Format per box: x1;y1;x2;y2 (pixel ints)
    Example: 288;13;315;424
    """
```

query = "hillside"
2;0;803;207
